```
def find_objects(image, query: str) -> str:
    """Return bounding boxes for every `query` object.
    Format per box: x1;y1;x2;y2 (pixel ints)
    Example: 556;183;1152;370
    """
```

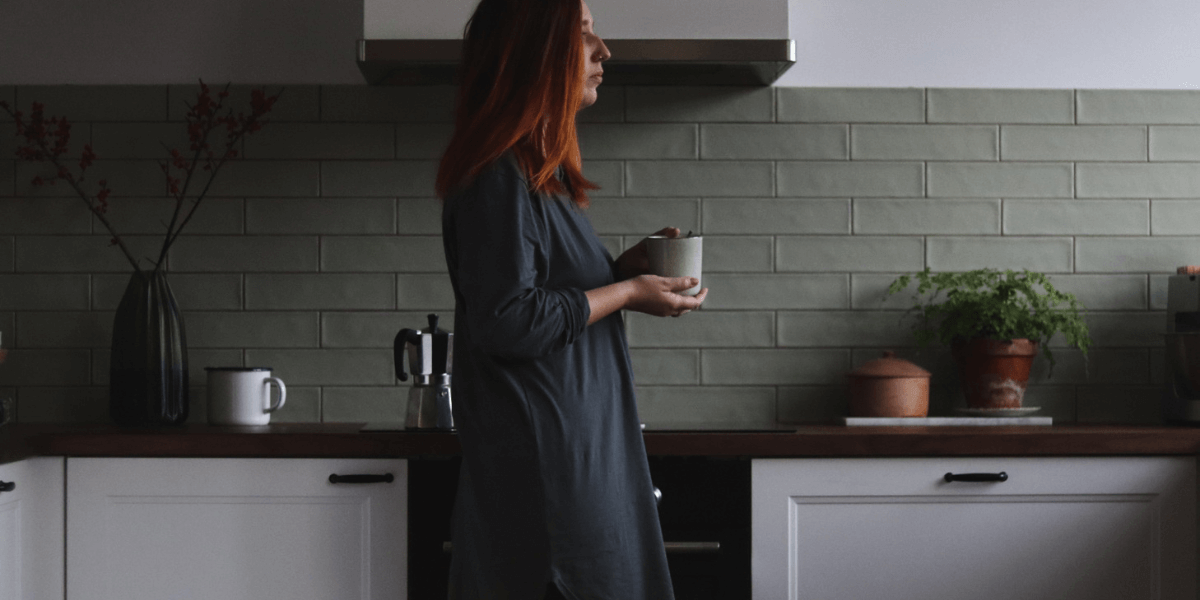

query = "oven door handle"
440;540;720;554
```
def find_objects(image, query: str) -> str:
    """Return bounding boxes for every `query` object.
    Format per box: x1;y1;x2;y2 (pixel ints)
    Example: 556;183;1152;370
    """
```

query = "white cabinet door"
0;457;65;600
753;457;1196;600
67;458;406;600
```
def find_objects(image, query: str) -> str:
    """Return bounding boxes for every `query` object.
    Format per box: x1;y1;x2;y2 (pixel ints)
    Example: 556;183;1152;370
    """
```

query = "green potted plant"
887;268;1091;411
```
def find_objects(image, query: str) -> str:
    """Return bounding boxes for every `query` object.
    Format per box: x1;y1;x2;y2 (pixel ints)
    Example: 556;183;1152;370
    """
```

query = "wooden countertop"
4;423;1200;462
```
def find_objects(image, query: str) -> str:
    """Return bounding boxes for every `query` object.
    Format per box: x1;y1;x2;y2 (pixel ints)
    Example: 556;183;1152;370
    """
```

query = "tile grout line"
1145;125;1150;162
1072;89;1078;126
994;124;1001;162
846;123;852;161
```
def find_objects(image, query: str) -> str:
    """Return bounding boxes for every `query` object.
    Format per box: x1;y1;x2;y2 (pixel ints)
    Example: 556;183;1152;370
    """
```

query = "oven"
407;455;752;598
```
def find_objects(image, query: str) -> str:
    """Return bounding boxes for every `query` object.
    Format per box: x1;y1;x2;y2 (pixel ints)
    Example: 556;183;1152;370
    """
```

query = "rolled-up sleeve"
448;160;591;359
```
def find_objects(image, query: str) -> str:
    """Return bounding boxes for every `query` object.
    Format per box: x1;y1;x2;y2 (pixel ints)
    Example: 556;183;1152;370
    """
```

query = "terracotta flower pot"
951;338;1039;409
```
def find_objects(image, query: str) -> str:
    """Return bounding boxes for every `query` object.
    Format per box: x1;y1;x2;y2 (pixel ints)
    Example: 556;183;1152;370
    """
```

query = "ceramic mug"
646;235;703;296
205;367;286;425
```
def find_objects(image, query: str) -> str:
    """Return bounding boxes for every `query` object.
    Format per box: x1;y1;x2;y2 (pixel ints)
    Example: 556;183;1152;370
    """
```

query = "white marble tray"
843;416;1053;426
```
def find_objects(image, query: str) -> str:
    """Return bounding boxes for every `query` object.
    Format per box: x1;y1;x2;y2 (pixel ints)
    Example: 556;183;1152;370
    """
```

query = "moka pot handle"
394;328;420;382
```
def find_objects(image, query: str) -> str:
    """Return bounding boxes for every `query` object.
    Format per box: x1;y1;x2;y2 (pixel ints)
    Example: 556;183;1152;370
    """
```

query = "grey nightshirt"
441;153;674;600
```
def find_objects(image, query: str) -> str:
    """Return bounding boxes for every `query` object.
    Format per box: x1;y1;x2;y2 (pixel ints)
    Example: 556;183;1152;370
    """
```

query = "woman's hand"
585;274;708;325
623;274;708;318
614;226;681;281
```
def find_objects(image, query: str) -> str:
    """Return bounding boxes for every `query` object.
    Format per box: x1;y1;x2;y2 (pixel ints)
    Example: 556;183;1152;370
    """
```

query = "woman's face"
580;1;610;109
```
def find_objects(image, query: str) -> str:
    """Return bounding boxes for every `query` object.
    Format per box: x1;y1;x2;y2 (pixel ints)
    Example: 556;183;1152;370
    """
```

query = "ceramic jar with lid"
846;351;932;417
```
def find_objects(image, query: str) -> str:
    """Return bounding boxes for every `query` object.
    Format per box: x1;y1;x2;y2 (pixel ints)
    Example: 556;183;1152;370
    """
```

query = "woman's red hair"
435;0;599;207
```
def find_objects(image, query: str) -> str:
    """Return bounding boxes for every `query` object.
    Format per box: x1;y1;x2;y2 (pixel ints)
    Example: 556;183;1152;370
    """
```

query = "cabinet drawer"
752;457;1196;600
67;458;407;600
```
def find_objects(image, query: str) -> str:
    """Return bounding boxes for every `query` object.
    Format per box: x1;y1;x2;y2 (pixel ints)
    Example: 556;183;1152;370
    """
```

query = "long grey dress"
441;153;674;600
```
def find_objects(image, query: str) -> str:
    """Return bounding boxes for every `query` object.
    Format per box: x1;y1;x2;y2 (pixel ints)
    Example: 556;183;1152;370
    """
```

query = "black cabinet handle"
664;541;720;554
0;480;13;493
441;540;719;555
944;471;1008;483
328;473;394;484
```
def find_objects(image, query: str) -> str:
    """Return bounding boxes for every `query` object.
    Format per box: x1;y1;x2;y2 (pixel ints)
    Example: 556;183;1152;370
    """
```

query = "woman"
436;0;707;598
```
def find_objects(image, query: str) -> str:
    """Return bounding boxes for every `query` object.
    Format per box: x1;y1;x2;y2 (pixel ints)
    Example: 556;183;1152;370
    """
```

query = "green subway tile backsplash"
777;161;924;197
16;311;112;348
1002;199;1149;235
168;85;319;122
102;197;243;235
701;124;847;160
318;85;455;123
0;274;90;310
579;123;698;159
0;237;12;272
926;162;1073;198
701;198;849;235
0;159;13;197
395;124;454;159
927;88;1074;124
90;123;193;160
246;198;395;235
1077;163;1200;197
850;125;997;161
627;160;773;197
1077;90;1200;124
585;198;700;235
1149;126;1200;160
17;85;167;121
702;236;774;272
320;160;435;197
625;86;773;122
853;198;1000;235
17;160;164;197
242;123;395;160
182;311;320;349
625;311;775;348
926;236;1074;272
1001;125;1148;161
1151;200;1200;235
4;85;1199;425
0;199;92;234
776;88;925;124
16;236;164;273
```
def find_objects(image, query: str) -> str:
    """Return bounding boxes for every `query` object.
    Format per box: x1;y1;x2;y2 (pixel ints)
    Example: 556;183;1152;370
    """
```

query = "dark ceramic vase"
109;269;189;425
951;338;1039;409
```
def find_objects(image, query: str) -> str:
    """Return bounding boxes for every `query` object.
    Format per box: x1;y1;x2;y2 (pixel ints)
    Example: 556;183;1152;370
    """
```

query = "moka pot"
395;313;454;429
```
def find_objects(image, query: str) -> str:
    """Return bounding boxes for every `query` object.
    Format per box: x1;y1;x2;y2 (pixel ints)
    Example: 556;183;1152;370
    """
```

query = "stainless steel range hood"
356;39;796;86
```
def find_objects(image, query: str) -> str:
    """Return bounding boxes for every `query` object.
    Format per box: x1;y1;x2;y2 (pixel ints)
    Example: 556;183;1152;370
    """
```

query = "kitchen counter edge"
4;423;1200;464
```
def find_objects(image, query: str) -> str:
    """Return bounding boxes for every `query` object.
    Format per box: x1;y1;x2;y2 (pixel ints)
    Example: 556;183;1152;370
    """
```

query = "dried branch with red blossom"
0;81;282;273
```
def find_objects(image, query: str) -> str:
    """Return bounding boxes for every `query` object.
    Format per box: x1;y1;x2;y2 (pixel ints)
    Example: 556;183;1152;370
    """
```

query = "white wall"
366;0;788;39
2;0;1199;87
777;0;1200;88
0;0;364;84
